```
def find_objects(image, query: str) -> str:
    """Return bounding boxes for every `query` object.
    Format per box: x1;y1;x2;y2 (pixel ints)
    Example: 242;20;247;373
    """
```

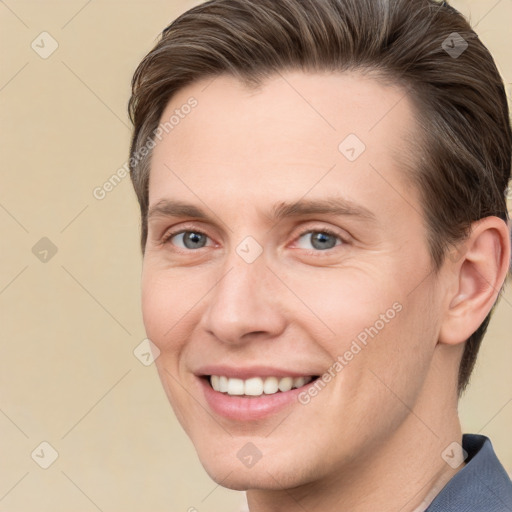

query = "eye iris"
311;232;337;250
183;232;206;249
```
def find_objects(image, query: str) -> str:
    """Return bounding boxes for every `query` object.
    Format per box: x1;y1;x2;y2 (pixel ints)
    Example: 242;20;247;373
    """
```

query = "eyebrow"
147;196;377;224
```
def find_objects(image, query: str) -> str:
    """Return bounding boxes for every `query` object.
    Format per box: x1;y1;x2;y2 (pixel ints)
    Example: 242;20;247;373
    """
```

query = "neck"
246;346;465;512
247;417;464;512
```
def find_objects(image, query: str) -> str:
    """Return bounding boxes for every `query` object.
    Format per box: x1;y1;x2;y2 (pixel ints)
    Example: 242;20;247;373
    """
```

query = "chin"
200;463;288;491
195;445;313;492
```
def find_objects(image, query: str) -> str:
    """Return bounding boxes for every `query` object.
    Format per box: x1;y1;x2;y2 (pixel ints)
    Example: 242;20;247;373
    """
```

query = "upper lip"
195;365;320;380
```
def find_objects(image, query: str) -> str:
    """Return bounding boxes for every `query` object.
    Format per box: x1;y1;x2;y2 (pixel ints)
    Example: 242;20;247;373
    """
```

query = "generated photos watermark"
298;301;403;405
92;97;198;201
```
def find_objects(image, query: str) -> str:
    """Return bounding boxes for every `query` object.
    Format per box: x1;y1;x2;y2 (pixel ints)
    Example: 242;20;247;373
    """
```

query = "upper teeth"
209;375;314;396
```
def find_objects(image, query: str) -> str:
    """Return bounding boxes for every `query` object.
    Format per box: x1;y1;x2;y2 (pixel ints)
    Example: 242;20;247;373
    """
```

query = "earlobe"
438;217;511;346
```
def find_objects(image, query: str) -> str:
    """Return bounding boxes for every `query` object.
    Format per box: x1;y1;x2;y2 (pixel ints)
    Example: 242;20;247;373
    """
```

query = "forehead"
148;71;420;220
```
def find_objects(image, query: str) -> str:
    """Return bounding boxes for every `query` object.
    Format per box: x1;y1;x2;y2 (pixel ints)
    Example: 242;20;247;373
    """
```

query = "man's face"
141;71;449;489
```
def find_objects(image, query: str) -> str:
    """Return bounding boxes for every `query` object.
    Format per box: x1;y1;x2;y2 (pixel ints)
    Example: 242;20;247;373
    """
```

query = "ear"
438;216;511;346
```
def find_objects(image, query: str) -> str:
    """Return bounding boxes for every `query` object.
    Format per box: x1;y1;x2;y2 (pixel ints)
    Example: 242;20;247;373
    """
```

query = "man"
127;0;512;510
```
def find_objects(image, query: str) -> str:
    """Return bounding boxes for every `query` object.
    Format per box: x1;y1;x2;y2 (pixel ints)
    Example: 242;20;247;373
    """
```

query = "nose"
198;252;287;345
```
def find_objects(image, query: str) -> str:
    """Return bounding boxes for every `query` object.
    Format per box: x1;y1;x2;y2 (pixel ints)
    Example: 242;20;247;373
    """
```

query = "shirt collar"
426;434;512;511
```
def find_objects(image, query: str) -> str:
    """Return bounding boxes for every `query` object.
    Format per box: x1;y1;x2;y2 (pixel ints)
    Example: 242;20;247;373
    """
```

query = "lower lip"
199;377;315;421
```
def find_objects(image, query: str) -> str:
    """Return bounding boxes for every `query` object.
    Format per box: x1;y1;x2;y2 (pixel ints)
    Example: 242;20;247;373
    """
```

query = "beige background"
0;1;511;510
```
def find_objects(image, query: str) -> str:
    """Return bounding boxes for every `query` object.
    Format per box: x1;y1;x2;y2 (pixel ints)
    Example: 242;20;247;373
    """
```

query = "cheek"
293;268;436;401
346;287;439;413
285;267;402;346
140;263;205;349
141;277;169;344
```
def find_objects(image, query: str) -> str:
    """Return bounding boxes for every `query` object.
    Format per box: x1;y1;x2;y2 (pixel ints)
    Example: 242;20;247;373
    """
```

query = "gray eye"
173;231;208;249
297;231;340;250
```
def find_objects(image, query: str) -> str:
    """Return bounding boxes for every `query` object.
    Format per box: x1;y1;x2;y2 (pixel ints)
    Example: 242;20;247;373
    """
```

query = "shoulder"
426;434;512;512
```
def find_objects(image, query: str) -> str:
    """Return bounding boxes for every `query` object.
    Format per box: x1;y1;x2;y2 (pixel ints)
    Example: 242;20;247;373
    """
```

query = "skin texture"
140;71;510;511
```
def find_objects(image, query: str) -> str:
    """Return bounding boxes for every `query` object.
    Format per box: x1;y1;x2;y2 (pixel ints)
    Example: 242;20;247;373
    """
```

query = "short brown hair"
128;0;512;396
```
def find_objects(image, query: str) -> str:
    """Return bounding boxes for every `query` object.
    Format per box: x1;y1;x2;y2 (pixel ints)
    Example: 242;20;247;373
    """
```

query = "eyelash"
160;225;346;254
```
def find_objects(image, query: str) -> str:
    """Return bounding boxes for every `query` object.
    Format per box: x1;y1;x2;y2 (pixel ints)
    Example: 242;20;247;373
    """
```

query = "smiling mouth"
204;375;320;397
